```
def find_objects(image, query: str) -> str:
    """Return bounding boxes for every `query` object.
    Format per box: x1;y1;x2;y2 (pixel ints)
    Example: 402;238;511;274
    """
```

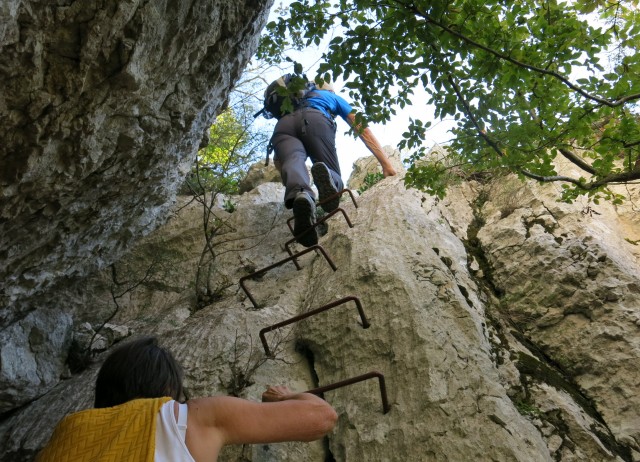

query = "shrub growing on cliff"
259;0;640;203
357;172;384;194
182;106;265;196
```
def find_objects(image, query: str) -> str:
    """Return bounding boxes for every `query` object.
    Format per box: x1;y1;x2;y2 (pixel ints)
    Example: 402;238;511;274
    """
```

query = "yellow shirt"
37;397;172;462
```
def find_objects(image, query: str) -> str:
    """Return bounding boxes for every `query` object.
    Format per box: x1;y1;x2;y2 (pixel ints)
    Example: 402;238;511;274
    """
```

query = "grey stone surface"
346;146;404;192
0;0;272;320
0;0;272;416
0;308;73;413
238;161;282;194
3;170;638;461
1;7;639;454
472;174;640;459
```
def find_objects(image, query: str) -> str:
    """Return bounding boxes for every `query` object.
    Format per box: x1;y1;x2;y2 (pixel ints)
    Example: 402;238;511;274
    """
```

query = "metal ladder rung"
239;245;337;308
306;371;391;414
259;296;370;356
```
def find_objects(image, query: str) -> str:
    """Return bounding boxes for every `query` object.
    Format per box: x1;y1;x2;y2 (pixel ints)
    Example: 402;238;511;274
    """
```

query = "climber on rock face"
37;336;337;462
269;81;397;247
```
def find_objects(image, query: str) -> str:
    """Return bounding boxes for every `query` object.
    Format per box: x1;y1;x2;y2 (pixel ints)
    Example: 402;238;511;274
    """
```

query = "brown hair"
94;336;184;408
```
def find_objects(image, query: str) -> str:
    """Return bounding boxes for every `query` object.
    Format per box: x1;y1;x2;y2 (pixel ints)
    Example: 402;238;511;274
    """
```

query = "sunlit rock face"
1;159;638;461
1;3;639;457
0;0;272;417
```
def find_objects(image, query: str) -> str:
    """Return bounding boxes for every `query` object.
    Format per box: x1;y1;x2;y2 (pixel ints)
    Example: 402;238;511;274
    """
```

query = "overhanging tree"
258;0;640;202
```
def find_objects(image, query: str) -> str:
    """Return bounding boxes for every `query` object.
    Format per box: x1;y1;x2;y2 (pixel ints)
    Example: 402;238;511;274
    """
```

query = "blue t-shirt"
304;90;353;121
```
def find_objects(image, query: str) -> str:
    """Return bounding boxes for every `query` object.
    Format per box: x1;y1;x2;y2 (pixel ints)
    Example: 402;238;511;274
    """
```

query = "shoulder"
314;89;347;103
331;92;353;119
313;90;352;118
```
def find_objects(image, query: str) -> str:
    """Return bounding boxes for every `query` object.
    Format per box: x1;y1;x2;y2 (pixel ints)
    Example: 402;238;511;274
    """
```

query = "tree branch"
558;148;597;175
446;73;639;192
447;74;506;158
399;1;640;108
520;168;640;190
519;170;587;187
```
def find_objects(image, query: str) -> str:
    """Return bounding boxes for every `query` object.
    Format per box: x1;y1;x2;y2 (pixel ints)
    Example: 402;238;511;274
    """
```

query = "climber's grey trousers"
271;108;345;208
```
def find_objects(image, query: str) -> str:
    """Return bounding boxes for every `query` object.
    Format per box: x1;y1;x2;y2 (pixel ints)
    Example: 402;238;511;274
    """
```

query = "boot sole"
311;163;340;213
293;195;318;247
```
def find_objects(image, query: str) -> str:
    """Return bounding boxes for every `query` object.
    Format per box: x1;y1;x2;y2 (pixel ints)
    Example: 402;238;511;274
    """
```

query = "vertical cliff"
1;3;638;460
0;0;272;411
1;160;638;461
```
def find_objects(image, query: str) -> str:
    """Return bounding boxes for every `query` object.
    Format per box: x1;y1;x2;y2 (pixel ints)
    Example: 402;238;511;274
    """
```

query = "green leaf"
258;0;640;203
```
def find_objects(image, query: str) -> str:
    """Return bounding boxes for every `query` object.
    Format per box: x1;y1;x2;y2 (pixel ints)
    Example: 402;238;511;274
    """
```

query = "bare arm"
185;386;337;458
346;112;397;177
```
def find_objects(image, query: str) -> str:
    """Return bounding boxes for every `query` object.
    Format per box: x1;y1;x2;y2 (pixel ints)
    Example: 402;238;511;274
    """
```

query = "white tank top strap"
176;402;188;439
155;400;195;462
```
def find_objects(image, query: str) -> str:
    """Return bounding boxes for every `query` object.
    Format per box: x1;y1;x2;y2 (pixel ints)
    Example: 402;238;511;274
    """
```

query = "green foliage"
198;109;250;195
223;197;237;213
258;0;640;202
200;110;247;167
514;399;542;417
182;106;265;196
404;145;494;198
357;172;384;194
190;68;274;310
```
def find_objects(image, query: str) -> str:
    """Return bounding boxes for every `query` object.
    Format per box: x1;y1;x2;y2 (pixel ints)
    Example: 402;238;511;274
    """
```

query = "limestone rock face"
474;175;640;459
0;0;272;414
0;308;73;413
0;0;272;318
1;162;638;461
238;161;282;194
346;146;404;192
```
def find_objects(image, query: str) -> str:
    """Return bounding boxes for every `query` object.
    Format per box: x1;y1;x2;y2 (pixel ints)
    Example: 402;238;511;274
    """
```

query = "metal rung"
318;188;358;213
285;207;354;270
259;296;370;357
286;187;359;236
321;188;359;210
239;245;337;308
287;206;355;237
306;371;391;414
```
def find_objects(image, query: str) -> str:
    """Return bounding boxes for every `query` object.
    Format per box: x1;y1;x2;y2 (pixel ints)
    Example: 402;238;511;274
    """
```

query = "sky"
251;2;624;184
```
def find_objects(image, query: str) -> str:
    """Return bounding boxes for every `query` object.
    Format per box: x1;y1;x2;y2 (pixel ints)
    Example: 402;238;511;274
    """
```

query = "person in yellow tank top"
38;336;337;462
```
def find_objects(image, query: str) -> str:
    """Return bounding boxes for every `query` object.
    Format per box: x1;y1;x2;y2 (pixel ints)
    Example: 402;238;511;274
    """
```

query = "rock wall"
475;175;640;459
0;159;638;461
0;0;272;411
0;0;271;315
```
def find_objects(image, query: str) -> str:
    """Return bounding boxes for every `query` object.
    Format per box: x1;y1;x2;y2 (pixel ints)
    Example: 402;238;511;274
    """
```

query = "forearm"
262;386;325;405
359;128;393;170
346;113;396;176
261;386;337;440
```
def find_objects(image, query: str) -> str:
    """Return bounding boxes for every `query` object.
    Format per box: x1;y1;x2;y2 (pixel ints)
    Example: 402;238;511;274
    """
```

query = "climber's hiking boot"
311;162;340;213
292;192;318;247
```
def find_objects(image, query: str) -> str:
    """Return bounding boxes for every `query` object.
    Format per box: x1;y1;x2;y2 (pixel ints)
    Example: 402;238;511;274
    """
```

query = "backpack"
255;73;317;120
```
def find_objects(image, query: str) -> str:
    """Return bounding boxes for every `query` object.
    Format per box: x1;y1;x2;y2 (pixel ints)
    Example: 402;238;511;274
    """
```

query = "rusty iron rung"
306;371;391;414
286;206;355;236
283;233;322;271
318;188;359;211
284;207;353;268
286;206;354;237
283;237;303;270
286;188;358;235
239;244;337;308
259;296;370;357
